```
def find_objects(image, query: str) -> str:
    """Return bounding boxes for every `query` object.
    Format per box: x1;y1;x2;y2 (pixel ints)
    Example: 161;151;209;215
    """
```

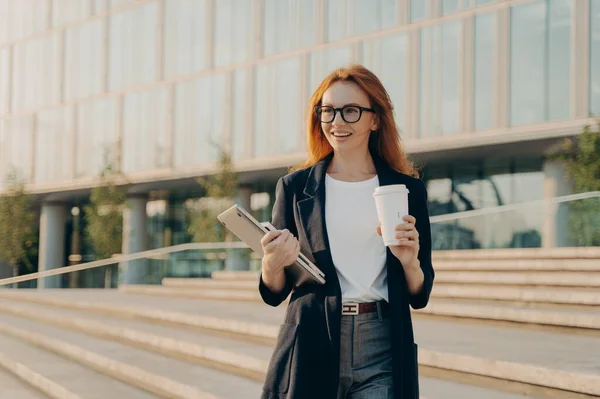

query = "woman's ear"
372;115;380;131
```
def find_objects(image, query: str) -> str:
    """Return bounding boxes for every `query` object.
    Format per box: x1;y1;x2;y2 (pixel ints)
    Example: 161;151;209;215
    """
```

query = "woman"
258;64;434;399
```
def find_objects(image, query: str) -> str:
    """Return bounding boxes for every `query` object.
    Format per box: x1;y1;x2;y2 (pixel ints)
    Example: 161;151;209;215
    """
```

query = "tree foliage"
0;171;37;279
187;150;239;243
83;163;126;259
547;121;600;246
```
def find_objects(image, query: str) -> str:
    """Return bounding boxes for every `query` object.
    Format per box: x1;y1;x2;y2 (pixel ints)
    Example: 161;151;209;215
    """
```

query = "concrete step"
0;333;157;399
434;259;600;271
0;292;586;399
120;284;263;301
171;270;600;289
431;247;600;260
4;290;600;396
210;260;600;282
419;376;549;399
432;285;600;306
0;367;56;399
435;270;600;287
162;278;257;290
162;276;600;301
117;284;600;325
0;299;271;381
0;315;262;399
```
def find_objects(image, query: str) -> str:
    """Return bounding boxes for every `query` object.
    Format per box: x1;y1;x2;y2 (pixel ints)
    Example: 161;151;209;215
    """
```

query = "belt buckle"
342;303;359;316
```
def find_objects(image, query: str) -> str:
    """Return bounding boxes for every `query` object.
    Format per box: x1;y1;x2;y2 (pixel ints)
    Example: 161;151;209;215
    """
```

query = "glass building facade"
0;0;598;274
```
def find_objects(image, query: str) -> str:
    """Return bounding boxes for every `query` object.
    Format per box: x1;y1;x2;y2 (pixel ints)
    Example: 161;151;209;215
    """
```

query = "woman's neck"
327;149;376;180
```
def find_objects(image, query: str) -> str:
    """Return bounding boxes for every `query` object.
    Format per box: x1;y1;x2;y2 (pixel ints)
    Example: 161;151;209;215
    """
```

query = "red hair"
291;64;418;177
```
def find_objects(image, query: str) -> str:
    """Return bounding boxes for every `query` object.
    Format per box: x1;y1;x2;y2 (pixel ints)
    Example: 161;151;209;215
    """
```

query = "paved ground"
0;369;48;399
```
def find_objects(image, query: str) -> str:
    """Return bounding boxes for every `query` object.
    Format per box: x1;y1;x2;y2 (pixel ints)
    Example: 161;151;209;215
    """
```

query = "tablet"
217;204;326;287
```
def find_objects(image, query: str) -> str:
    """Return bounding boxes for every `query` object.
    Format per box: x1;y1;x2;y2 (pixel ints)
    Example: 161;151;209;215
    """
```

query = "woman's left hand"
376;215;420;269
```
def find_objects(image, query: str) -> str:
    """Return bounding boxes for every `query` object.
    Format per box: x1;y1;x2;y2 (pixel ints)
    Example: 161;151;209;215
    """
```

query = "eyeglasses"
314;105;375;123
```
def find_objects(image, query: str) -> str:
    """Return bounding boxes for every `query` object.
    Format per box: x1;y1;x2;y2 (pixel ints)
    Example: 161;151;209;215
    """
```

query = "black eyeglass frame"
314;105;375;123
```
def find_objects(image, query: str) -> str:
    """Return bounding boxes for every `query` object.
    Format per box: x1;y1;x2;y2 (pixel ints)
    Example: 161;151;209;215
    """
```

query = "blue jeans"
338;304;394;399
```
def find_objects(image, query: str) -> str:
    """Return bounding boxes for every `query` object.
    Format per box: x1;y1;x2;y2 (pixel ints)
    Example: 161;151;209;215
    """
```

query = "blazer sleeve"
408;179;435;310
258;176;296;307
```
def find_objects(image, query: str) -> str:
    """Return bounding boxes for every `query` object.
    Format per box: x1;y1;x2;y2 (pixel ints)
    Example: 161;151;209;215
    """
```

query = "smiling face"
320;81;378;155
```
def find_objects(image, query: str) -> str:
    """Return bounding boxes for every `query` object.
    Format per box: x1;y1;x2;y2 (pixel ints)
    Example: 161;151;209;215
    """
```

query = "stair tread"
414;317;600;376
0;333;157;399
4;291;600;377
0;369;49;399
420;376;543;399
2;299;274;362
0;315;263;399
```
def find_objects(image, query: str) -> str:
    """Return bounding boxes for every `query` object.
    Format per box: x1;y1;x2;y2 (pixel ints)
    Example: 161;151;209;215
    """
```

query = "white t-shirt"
324;173;388;303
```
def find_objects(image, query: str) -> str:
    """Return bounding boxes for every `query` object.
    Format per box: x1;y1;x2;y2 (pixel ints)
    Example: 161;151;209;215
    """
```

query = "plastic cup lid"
373;184;410;195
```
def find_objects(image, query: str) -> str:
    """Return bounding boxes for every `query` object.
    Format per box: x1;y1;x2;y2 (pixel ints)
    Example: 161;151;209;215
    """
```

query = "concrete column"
38;203;67;289
225;185;254;271
120;195;148;285
542;161;575;248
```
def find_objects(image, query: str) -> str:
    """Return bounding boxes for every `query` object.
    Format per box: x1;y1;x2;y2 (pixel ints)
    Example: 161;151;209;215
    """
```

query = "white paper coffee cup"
373;184;410;247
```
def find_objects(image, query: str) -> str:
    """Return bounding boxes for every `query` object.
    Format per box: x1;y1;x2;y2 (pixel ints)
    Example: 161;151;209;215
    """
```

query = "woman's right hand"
260;229;300;277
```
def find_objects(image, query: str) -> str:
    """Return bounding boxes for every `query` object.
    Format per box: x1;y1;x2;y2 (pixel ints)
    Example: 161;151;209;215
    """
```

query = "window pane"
474;12;495;130
35;107;74;183
300;0;318;48
354;0;381;36
326;0;349;42
419;27;434;137
0;48;9;117
362;33;408;135
76;97;119;178
0;0;49;45
0;2;9;45
410;0;426;22
254;58;303;156
548;0;571;120
65;19;104;101
232;69;250;160
264;0;293;56
309;45;353;92
442;0;460;15
93;0;108;14
254;64;270;157
419;21;460;136
12;33;61;112
123;86;169;173
174;75;228;167
214;0;253;67
274;58;302;153
109;0;136;8
0;116;33;187
441;21;460;134
510;1;546;126
164;0;208;79
52;0;91;26
510;0;571;125
590;0;600;116
108;2;158;91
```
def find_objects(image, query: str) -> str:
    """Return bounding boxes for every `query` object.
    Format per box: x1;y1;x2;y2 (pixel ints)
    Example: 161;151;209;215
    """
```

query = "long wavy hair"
291;64;418;177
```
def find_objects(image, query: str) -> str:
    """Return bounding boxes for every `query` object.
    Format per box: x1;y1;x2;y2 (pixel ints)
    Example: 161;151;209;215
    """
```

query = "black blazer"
258;150;435;399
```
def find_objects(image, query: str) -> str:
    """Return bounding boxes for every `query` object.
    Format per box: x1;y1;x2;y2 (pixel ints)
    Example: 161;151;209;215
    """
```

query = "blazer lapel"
296;150;400;291
296;152;340;294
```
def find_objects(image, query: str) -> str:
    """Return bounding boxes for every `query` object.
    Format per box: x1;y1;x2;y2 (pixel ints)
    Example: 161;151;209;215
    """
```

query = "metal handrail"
1;191;598;287
430;191;600;223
